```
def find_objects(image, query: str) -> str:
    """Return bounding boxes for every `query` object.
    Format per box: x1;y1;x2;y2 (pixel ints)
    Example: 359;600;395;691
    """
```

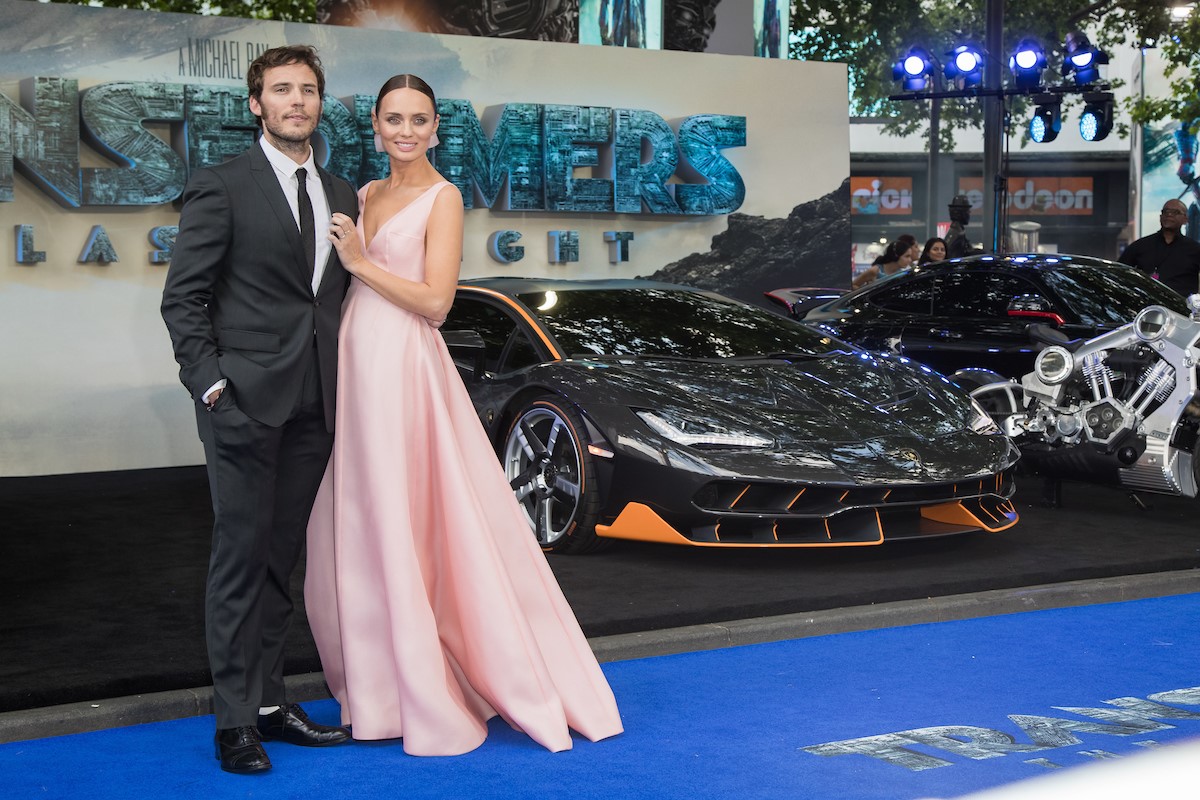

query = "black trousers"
194;351;332;728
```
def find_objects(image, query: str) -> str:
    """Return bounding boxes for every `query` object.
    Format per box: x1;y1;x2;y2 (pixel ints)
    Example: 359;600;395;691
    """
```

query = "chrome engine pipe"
1081;351;1110;403
1131;361;1176;416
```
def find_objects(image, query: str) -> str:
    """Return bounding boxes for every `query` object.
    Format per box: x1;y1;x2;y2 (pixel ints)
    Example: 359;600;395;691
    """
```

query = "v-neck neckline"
362;181;444;251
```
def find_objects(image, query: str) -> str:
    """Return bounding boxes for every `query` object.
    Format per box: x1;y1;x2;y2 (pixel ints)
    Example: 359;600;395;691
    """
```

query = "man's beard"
262;114;316;148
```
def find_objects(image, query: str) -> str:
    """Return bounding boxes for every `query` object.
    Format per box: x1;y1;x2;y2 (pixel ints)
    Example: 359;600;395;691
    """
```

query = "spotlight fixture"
1008;38;1047;90
892;46;939;91
1079;91;1114;141
944;44;985;89
1028;94;1061;143
1062;31;1109;86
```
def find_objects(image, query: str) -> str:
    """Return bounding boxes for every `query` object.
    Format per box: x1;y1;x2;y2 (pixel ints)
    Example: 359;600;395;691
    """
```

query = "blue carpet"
4;594;1200;800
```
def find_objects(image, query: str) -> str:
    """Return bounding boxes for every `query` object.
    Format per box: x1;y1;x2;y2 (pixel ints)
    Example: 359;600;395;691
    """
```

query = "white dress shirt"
256;135;333;294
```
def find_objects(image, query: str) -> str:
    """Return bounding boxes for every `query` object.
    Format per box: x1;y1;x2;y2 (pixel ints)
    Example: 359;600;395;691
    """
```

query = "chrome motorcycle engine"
979;299;1200;498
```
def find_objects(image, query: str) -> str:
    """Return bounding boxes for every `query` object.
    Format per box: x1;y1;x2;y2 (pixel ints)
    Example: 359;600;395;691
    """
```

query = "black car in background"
442;278;1018;554
774;254;1190;385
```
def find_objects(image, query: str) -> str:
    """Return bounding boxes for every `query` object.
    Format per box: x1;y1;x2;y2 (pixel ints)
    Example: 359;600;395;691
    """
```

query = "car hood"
548;351;971;440
532;351;1012;483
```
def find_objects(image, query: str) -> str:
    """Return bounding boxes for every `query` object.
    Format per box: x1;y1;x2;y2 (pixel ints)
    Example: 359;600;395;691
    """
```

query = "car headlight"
968;397;1001;435
635;410;773;448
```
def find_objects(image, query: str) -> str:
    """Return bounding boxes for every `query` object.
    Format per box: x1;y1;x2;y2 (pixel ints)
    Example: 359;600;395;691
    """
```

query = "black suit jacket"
162;144;358;430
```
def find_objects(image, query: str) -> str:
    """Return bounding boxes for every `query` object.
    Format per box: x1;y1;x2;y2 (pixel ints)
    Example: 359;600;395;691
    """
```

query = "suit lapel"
314;166;345;295
248;145;311;287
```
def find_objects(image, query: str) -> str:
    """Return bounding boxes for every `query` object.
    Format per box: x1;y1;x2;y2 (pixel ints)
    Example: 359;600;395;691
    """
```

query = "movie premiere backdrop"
0;0;849;477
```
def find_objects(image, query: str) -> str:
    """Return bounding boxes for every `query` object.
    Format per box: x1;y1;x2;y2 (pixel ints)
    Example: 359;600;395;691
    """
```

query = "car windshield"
1042;264;1189;325
515;287;844;359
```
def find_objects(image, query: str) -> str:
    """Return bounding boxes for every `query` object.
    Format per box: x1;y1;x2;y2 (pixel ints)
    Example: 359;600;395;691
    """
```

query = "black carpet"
2;466;1198;714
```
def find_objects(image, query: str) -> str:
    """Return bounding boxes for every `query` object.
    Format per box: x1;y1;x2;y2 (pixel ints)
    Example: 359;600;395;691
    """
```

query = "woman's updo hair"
375;74;438;115
873;234;918;265
882;240;911;263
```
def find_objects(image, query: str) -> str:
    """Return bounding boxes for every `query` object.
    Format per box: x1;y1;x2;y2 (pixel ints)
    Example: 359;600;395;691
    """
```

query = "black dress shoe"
214;726;271;774
258;703;351;747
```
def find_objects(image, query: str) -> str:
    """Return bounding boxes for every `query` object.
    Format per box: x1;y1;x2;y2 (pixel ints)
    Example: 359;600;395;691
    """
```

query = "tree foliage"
1130;12;1200;130
789;0;1188;146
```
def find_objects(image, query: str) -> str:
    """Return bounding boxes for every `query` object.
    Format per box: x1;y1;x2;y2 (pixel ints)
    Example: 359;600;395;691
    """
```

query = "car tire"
502;395;608;554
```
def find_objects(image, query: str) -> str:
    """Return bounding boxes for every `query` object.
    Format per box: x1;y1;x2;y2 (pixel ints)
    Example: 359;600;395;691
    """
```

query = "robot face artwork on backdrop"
317;0;580;41
318;0;709;50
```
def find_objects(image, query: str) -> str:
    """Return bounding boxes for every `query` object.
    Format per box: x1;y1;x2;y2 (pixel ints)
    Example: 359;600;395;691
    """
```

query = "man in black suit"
161;45;357;774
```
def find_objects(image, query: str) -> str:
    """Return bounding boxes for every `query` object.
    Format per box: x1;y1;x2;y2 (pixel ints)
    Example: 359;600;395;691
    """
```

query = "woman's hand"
328;212;366;275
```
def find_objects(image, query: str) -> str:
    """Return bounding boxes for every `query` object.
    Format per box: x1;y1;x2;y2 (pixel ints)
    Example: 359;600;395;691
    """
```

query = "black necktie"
296;167;315;278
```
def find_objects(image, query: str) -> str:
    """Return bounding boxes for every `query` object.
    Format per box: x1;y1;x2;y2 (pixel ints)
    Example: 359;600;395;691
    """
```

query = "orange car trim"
458;286;563;359
920;500;1018;533
728;485;750;509
785;488;806;509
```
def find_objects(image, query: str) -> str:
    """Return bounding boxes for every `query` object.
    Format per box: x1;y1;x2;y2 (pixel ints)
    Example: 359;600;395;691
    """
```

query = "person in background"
905;236;922;263
872;233;917;267
919;237;947;264
1118;198;1200;297
853;239;913;288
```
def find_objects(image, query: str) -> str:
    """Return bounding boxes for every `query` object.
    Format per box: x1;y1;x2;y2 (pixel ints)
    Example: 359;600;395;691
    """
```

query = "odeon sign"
1;77;747;265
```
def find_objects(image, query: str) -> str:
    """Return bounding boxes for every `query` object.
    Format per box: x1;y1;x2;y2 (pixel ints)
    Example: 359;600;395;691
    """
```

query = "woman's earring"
429;132;440;149
373;134;384;153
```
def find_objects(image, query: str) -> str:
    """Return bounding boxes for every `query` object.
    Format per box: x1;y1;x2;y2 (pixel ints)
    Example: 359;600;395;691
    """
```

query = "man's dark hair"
247;45;326;103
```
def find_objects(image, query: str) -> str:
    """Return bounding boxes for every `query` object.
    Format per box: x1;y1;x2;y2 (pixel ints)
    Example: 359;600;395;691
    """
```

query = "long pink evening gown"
305;182;622;756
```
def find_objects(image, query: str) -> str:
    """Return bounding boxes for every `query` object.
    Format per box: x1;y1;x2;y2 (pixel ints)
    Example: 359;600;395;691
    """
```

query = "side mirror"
1007;294;1064;326
442;329;486;381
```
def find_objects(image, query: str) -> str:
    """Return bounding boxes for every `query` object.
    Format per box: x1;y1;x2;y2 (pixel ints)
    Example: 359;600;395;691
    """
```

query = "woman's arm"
329;185;464;322
850;265;877;290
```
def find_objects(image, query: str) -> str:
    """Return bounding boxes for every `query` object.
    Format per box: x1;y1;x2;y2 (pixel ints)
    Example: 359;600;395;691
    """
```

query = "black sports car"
770;254;1189;386
441;278;1019;553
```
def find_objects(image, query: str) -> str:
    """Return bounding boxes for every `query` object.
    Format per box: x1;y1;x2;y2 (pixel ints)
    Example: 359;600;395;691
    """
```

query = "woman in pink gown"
305;75;623;756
